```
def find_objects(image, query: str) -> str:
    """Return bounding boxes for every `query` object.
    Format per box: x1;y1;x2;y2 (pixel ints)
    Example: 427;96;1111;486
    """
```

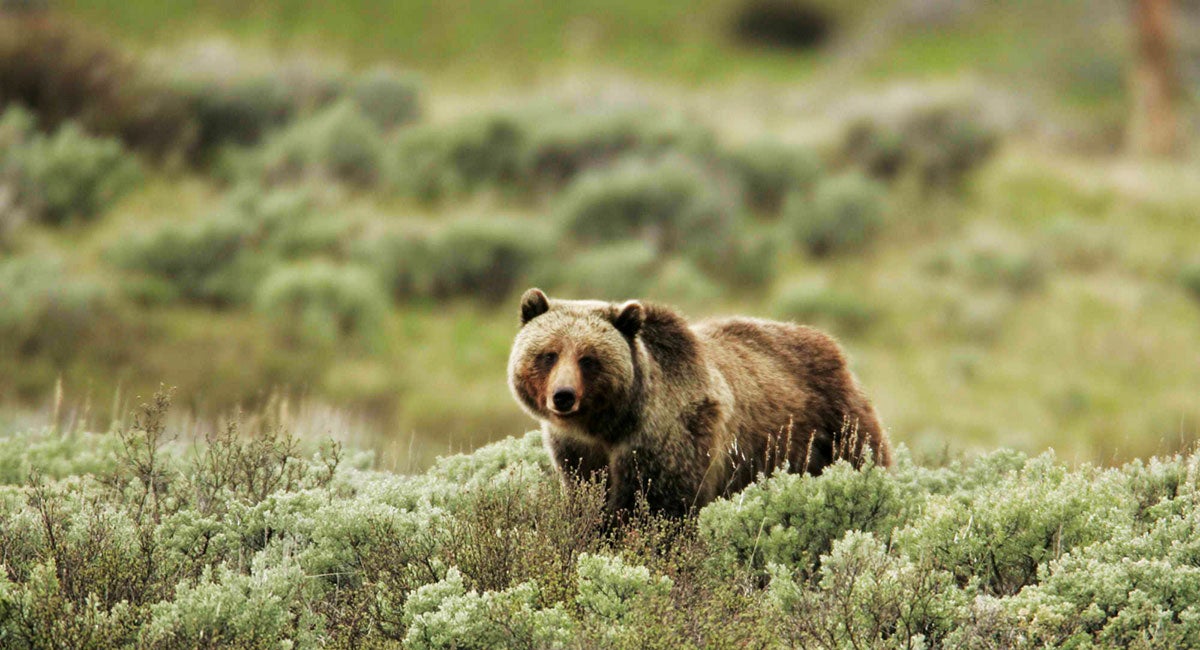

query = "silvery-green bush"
1;107;141;226
252;100;385;187
403;570;576;650
555;155;746;278
722;139;823;214
350;67;422;131
699;458;913;577
111;187;341;307
2;394;1200;649
256;261;389;351
787;171;887;257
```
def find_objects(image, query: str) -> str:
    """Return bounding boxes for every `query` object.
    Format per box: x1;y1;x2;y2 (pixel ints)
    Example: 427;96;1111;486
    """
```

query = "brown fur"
508;288;891;516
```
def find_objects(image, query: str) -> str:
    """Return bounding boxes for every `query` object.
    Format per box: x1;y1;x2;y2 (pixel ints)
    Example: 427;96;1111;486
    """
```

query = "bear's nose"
552;388;577;412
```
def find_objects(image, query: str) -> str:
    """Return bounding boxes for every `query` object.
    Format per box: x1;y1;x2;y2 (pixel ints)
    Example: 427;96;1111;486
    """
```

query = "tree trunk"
1130;0;1180;156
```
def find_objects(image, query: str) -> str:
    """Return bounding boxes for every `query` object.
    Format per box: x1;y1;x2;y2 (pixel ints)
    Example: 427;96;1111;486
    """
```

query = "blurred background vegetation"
1;0;1198;468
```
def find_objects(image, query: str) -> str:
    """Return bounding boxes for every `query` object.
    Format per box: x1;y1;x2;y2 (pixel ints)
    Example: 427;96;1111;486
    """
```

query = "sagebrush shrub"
543;240;658;301
173;73;295;154
722;139;823;214
350;66;422;130
556;155;741;270
403;571;576;650
164;41;348;158
774;282;879;336
1180;262;1200;303
645;258;723;304
423;217;549;304
768;531;965;648
2;389;1200;648
112;187;344;307
141;562;321;649
575;553;673;624
841;100;999;191
897;453;1132;597
925;230;1047;294
112;215;259;306
389;111;530;202
787;172;887;257
255;100;385;186
2;111;141;225
255;262;389;350
699;460;913;577
352;221;436;300
521;111;711;191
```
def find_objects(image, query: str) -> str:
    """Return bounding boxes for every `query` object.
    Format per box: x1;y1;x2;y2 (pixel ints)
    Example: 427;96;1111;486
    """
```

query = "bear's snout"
546;359;582;414
552;388;577;413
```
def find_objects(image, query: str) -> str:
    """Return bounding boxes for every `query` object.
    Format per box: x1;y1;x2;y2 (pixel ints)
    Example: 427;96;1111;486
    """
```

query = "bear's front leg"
607;446;698;518
545;431;609;484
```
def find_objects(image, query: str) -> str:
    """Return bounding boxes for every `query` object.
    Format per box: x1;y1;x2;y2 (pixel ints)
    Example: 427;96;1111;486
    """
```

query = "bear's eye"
578;356;600;373
536;352;558;368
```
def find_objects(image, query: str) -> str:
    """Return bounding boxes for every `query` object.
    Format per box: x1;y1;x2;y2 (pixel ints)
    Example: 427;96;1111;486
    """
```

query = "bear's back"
692;317;888;473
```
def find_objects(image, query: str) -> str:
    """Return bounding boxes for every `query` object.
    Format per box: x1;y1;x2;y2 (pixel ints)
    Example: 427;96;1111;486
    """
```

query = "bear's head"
508;288;644;431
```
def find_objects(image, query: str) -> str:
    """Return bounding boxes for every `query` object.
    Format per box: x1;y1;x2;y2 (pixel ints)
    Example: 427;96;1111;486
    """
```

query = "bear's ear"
613;300;644;338
520;288;550;325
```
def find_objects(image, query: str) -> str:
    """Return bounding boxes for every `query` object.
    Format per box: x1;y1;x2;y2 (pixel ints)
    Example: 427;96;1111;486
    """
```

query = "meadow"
2;1;1198;467
2;1;1200;645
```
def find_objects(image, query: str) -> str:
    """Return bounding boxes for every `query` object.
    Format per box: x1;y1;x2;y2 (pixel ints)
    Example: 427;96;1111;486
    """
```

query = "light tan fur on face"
545;349;582;413
507;300;636;425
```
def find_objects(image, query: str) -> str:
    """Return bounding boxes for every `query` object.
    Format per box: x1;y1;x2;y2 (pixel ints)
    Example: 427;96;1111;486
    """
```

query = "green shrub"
722;140;823;214
166;43;348;158
425;217;549;304
112;216;259;306
897;454;1132;597
0;106;35;243
3;116;140;225
350;66;422;130
787;172;886;257
142;563;320;648
841;100;999;191
255;100;385;186
646;258;724;303
544;240;658;301
352;222;436;300
575;553;673;625
557;155;741;271
699;460;911;577
174;74;296;153
3;397;1200;648
389;111;530;201
112;188;344;306
389;108;715;201
256;262;389;350
403;570;576;650
521;111;711;191
774;283;879;336
767;531;965;648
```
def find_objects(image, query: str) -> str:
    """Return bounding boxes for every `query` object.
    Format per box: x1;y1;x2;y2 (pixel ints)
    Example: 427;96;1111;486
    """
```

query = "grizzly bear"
508;288;891;516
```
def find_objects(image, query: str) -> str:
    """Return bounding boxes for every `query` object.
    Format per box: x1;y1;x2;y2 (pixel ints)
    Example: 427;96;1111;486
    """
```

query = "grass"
6;144;1200;467
1;0;1197;469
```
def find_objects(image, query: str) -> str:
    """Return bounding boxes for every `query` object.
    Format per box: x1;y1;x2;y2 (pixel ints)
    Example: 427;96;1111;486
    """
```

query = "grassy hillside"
1;2;1198;468
1;395;1199;647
